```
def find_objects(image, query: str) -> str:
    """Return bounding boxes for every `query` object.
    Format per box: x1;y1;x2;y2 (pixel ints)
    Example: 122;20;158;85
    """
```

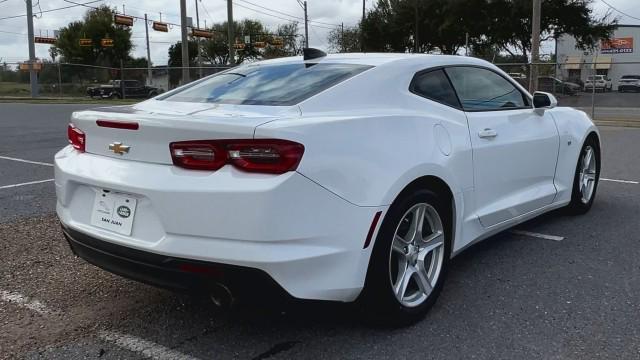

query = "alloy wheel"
389;203;445;308
578;145;597;204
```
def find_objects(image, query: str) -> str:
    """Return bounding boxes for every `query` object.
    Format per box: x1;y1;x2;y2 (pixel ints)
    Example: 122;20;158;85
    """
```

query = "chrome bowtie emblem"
109;142;130;155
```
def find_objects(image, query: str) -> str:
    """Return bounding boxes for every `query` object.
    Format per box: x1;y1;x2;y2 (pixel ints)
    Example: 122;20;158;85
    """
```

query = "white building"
557;24;640;90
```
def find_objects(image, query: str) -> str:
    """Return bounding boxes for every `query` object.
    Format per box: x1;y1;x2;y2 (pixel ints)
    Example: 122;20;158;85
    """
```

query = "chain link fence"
494;60;640;125
0;62;232;99
2;60;640;126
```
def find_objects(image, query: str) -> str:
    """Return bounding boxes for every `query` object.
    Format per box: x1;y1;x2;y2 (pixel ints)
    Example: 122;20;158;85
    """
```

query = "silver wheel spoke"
393;264;413;299
413;266;433;294
392;235;408;254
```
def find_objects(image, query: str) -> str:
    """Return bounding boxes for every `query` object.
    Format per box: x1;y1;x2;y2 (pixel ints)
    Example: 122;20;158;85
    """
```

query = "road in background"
1;103;639;359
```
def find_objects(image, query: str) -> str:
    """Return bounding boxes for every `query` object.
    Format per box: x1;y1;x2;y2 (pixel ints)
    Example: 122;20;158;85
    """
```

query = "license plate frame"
90;190;137;236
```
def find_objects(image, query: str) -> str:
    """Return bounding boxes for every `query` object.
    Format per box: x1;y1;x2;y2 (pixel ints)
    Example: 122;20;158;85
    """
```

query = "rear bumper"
62;224;288;298
55;147;386;302
618;85;640;91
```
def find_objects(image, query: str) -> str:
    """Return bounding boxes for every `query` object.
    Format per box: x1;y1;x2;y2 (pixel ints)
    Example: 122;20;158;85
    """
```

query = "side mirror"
533;91;557;109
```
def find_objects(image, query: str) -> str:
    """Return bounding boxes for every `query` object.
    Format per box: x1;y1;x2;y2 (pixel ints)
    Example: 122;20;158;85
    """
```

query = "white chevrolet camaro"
56;50;600;325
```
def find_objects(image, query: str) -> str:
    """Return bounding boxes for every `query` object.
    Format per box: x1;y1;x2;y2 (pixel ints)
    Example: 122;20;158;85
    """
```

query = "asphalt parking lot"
1;103;640;360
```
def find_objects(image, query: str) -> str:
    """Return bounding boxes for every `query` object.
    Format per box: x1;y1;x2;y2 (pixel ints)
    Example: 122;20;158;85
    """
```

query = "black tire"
359;188;451;326
566;136;600;215
110;92;121;100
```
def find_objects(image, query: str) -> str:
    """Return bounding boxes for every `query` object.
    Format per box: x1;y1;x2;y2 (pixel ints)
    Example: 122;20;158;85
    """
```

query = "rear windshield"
159;63;372;106
621;75;640;79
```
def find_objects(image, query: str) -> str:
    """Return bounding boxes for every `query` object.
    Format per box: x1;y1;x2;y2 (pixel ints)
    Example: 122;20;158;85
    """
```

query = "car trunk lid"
71;100;298;164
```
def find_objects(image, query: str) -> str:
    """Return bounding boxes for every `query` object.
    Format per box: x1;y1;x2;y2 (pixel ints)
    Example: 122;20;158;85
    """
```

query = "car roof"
255;52;494;68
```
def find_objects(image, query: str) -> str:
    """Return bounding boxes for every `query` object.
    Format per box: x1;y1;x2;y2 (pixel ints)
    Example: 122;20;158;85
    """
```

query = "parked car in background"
583;75;612;92
537;76;580;95
87;80;160;99
617;75;640;92
58;51;601;325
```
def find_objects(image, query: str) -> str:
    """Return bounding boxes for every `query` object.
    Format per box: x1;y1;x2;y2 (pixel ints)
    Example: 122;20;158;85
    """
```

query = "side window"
409;69;461;108
445;67;530;111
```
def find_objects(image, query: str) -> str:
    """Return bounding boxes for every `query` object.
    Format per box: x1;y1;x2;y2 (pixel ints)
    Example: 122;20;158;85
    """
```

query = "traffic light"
34;36;56;44
233;42;245;50
153;21;168;32
191;28;214;38
79;38;93;47
114;14;134;26
253;41;266;48
101;38;114;47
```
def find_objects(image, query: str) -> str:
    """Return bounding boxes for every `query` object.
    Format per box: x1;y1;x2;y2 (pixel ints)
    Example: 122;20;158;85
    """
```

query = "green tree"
361;0;617;56
327;25;361;53
52;6;133;67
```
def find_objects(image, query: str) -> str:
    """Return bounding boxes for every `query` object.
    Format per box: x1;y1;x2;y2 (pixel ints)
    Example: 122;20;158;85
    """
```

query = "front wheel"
359;189;450;326
566;138;600;214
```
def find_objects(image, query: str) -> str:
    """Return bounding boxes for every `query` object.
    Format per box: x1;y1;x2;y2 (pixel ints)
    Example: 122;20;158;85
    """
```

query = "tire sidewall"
360;188;451;324
569;137;601;213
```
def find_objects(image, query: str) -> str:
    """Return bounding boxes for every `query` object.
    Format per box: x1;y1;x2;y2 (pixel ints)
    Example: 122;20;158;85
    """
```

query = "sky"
0;0;639;66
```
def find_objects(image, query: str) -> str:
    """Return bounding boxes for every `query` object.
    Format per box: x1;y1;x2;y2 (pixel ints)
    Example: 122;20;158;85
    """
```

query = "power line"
600;0;640;21
0;0;104;21
236;0;302;21
232;1;300;24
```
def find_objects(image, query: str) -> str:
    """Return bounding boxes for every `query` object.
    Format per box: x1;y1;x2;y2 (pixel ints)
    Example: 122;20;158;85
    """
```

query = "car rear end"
584;76;606;91
55;61;382;303
618;75;640;92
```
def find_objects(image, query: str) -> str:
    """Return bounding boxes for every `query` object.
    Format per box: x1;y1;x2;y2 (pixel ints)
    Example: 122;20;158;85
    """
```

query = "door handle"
478;128;498;139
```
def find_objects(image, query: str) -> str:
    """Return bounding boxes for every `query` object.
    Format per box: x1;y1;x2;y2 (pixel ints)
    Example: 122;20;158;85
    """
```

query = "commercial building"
557;24;639;90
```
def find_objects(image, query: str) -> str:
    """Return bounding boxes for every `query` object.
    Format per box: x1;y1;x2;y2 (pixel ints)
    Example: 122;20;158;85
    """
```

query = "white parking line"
510;230;564;241
0;155;53;167
601;178;639;185
98;330;201;360
0;289;54;315
0;179;54;190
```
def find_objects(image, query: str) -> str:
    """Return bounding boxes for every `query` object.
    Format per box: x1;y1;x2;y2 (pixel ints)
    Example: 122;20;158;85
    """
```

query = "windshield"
587;76;604;80
621;75;640;79
160;63;372;106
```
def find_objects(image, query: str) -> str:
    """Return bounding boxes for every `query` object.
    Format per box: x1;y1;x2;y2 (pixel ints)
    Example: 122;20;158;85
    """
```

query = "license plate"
90;190;137;235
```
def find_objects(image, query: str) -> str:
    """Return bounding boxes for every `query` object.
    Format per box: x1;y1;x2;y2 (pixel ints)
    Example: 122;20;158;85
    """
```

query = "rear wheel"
566;137;600;214
360;189;450;326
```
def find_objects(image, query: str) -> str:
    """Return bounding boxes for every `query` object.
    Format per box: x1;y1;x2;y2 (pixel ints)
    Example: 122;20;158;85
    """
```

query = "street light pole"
25;0;38;98
180;0;190;84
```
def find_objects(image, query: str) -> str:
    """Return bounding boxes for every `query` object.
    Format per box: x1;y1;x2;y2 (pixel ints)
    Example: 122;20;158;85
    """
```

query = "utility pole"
414;0;419;53
530;0;541;93
297;1;308;48
195;0;203;78
304;1;309;48
465;32;469;56
180;0;190;84
227;0;235;65
25;0;38;97
144;14;153;85
341;22;345;52
361;0;365;52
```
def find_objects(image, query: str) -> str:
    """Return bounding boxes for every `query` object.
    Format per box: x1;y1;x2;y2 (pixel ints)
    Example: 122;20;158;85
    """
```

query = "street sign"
34;36;56;44
19;62;42;71
114;14;134;26
152;21;168;32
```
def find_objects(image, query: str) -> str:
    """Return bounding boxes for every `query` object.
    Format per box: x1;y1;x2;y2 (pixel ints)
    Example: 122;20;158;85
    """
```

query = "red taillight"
67;123;86;152
170;139;304;174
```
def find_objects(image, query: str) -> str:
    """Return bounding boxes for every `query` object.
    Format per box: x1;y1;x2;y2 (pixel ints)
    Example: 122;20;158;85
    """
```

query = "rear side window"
622;75;640;79
409;69;461;108
160;63;372;106
445;66;529;111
